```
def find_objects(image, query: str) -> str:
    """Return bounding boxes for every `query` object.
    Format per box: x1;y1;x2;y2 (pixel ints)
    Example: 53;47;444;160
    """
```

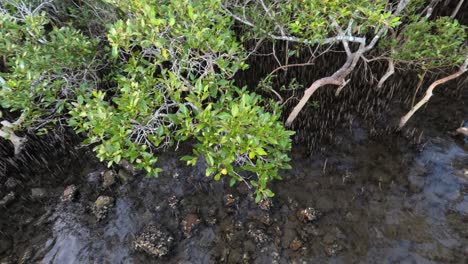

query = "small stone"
205;208;217;225
0;192;15;207
290;238;302;251
182;213;200;238
225;194;237;207
297;207;322;223
258;199;272;211
258;212;272;226
30;188;47;200
324;243;342;256
133;224;174;258
102;170;116;189
119;159;135;175
168;195;178;209
61;185;78;202
4;178;20;190
118;169;130;182
247;224;269;244
93;196;114;220
86;171;101;185
342;171;354;184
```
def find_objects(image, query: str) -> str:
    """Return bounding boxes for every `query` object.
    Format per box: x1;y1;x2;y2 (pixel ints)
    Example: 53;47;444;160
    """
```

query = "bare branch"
451;0;464;18
377;58;395;89
399;57;468;129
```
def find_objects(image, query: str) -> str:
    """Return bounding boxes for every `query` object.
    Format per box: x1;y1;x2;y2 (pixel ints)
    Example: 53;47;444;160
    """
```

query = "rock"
30;188;47;200
133;224;174;258
258;199;272;211
258;212;272;226
247;223;269;244
0;192;15;207
102;170;116;189
86;171;101;185
119;159;135;175
205;207;217;225
182;213;200;238
342;171;354;184
4;178;20;190
167;195;178;209
289;238;302;251
324;243;342;256
118;169;131;182
224;194;237;207
93;196;114;220
61;185;78;202
297;207;322;223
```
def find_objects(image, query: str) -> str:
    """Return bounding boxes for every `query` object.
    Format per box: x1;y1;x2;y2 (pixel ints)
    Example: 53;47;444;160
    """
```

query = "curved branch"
285;48;363;126
285;76;343;126
399;57;468;129
377;58;394;89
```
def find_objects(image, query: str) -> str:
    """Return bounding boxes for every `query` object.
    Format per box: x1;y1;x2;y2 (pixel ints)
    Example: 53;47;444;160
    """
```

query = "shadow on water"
0;96;467;263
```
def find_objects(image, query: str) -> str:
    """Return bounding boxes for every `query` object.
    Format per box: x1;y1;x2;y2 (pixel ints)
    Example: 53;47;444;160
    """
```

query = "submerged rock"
118;169;131;182
297;207;322;223
224;194;237;207
167;195;179;209
119;159;135;175
30;188;47;200
102;170;116;189
133;224;174;258
0;192;15;207
182;213;200;238
4;178;20;190
324;243;343;256
289;238;302;251
247;223;269;244
258;199;272;211
93;196;114;220
61;185;78;202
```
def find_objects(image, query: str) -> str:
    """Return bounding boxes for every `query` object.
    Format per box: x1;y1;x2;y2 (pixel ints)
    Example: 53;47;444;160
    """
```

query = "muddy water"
1;108;468;263
1;129;467;263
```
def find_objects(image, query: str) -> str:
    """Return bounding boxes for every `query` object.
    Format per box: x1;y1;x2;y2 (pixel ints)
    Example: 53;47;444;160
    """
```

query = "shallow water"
1;88;468;263
1;126;467;263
